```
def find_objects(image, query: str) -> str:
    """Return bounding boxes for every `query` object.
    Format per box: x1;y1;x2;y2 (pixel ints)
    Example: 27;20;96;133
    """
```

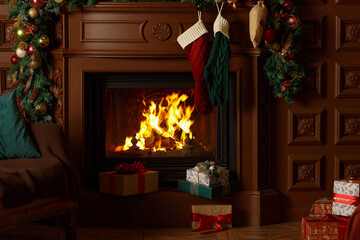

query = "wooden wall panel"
335;155;360;180
271;2;360;221
287;155;323;191
335;63;360;98
287;108;324;145
302;16;326;51
0;17;15;51
336;16;360;51
335;108;360;144
299;62;326;98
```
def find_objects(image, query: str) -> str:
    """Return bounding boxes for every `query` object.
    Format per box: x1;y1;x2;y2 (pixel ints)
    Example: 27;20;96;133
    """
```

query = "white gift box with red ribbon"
332;180;360;216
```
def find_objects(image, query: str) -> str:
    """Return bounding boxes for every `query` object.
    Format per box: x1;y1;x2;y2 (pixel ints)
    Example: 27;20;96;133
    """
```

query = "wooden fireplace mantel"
45;2;280;226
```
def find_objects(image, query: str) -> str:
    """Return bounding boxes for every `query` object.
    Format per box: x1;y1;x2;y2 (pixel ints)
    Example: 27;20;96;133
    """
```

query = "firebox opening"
84;72;236;189
105;88;217;158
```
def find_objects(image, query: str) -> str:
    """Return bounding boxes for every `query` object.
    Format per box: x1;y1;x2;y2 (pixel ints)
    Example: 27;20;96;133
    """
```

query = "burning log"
161;137;175;149
145;135;156;149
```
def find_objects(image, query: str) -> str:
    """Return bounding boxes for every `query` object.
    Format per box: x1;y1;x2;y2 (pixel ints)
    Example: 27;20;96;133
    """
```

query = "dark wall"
270;0;360;220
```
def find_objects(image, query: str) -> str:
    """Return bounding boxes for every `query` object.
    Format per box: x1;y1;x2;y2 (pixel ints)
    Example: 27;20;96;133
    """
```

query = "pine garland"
262;0;305;103
6;0;302;123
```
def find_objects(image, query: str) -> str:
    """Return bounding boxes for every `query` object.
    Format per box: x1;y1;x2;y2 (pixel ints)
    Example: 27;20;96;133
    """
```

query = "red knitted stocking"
184;35;213;115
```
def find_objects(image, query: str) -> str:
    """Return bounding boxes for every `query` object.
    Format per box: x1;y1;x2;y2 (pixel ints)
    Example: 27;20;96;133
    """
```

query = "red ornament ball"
28;45;35;55
11;55;19;65
263;28;276;43
30;0;45;8
283;0;294;11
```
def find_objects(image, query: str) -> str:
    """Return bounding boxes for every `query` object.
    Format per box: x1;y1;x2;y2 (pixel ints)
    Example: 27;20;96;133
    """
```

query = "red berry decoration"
263;28;276;43
30;0;45;8
287;15;297;26
28;45;35;55
283;0;294;11
11;55;19;65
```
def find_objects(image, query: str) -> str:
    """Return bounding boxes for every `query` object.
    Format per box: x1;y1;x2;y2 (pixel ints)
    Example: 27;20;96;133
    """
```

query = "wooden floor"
0;221;302;240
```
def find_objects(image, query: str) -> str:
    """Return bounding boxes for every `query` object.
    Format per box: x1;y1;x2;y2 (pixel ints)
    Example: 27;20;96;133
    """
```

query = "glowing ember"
115;92;195;152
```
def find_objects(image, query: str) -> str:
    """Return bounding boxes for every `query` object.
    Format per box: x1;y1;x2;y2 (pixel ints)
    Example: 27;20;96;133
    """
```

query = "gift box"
332;180;360;216
301;215;349;240
178;179;238;199
310;198;332;216
99;170;158;196
192;205;232;233
186;161;229;186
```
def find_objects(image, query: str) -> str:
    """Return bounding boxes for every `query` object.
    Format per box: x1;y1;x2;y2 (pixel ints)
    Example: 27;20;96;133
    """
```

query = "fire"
115;92;195;152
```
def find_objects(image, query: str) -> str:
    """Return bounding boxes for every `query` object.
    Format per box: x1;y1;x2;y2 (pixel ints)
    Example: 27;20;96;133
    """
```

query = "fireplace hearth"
84;72;237;188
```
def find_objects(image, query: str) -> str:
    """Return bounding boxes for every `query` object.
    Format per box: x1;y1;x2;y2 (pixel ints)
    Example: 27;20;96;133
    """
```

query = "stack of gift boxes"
98;160;236;233
302;179;360;240
178;160;238;199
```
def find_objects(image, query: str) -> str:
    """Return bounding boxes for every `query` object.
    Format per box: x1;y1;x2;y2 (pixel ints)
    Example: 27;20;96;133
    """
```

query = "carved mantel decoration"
152;23;171;41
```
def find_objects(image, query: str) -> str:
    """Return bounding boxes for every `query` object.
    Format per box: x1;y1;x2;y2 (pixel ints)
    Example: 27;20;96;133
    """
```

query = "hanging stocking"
177;12;213;115
204;3;231;106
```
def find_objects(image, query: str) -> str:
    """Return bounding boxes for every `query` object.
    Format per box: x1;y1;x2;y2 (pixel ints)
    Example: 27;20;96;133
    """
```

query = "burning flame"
115;92;195;152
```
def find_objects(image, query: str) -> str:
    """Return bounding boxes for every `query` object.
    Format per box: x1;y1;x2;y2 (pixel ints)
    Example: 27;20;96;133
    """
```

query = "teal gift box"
177;179;238;199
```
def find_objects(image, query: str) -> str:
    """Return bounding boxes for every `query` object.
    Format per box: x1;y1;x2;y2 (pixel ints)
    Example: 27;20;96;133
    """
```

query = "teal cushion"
0;90;41;159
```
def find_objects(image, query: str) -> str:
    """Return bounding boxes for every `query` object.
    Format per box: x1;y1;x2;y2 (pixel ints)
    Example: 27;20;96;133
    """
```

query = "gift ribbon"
117;161;147;174
333;193;360;206
303;214;350;239
192;213;232;234
193;172;200;196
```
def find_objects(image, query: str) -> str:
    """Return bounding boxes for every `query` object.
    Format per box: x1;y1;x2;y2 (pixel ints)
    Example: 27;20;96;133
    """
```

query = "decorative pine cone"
30;87;41;103
9;0;17;7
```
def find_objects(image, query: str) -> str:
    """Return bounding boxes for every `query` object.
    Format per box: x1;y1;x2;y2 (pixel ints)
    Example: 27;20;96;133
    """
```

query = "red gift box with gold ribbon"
191;205;232;234
310;198;333;217
99;162;158;196
301;215;350;240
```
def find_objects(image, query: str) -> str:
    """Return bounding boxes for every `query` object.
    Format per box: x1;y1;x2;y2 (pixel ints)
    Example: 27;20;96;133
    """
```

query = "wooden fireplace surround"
45;2;280;226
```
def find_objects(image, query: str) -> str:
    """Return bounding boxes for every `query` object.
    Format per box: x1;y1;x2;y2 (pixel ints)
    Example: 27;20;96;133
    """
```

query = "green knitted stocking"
204;31;231;106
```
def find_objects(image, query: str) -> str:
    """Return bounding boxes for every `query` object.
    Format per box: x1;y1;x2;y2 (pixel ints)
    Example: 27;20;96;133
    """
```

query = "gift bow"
192;213;232;234
116;161;147;174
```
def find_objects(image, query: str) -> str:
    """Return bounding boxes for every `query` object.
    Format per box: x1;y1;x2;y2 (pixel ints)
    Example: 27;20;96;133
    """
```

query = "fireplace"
56;2;281;226
84;72;237;188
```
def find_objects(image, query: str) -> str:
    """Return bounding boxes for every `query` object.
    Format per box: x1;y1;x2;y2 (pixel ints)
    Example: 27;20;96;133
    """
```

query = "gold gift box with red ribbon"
301;215;350;240
99;162;158;196
191;205;232;234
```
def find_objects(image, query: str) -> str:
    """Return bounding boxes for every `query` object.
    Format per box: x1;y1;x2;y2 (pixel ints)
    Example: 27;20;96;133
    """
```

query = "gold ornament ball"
29;52;42;69
15;26;30;42
28;8;39;19
35;102;47;116
29;60;41;69
38;35;50;48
